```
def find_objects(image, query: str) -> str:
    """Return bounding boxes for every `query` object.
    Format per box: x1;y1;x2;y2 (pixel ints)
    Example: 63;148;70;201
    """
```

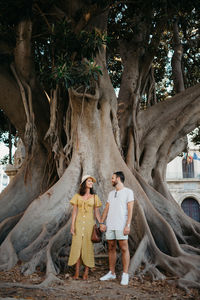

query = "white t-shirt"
106;187;134;231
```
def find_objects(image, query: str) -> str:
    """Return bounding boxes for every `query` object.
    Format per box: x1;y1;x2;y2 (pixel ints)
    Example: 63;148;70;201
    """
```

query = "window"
181;198;200;222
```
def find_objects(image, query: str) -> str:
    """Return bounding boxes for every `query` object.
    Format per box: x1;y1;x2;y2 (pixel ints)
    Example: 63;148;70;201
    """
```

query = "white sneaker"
120;272;129;285
100;271;116;281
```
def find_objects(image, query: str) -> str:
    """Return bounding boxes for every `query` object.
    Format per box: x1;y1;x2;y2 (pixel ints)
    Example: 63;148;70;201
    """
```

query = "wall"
0;165;9;193
166;146;200;221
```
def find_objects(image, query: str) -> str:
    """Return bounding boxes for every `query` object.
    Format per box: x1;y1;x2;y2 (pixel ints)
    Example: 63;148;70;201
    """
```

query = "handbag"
91;195;102;243
91;223;102;243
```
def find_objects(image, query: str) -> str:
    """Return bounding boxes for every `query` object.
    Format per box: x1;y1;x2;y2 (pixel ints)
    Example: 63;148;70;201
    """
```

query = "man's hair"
114;171;125;183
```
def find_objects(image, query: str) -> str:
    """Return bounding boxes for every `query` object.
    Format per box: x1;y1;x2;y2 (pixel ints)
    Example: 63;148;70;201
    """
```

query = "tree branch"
171;19;185;93
70;85;99;100
10;63;30;123
138;83;200;139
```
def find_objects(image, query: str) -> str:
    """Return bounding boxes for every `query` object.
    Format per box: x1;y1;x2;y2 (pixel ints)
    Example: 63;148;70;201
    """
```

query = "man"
99;171;134;285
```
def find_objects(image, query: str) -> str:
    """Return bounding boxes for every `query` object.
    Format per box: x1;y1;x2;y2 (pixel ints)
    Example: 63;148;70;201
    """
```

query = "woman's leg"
83;265;89;280
73;257;81;279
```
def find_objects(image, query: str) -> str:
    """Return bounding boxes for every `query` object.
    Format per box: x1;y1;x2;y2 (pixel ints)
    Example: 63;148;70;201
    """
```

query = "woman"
68;174;102;280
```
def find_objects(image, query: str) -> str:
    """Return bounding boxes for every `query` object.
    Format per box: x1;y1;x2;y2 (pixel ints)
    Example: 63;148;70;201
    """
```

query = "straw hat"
80;175;96;185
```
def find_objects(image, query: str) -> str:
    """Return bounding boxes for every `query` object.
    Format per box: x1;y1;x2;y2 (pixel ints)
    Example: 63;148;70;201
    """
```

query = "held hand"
100;224;106;232
123;225;130;236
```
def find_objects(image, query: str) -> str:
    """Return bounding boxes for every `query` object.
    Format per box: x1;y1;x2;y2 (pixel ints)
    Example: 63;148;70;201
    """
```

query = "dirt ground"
0;260;199;300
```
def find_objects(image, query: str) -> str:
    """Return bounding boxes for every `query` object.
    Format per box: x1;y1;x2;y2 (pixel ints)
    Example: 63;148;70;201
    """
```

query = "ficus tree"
0;0;200;291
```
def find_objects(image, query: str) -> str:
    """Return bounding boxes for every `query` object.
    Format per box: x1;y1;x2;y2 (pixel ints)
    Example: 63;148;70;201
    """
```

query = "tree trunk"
0;144;52;243
1;64;200;291
171;20;185;93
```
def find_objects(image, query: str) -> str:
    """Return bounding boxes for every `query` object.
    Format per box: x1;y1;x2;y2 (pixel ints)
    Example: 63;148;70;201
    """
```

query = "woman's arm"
94;207;101;223
71;205;78;235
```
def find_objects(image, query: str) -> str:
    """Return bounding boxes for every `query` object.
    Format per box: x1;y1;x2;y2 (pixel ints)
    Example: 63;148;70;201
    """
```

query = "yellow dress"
68;193;102;268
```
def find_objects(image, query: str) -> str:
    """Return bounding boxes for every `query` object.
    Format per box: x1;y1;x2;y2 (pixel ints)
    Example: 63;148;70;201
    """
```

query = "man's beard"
112;181;117;187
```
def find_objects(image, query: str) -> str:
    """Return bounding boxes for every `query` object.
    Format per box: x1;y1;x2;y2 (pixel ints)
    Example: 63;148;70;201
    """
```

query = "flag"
193;153;200;161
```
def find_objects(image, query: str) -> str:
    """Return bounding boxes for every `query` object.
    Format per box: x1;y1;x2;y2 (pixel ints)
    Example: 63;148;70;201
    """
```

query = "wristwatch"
127;224;130;228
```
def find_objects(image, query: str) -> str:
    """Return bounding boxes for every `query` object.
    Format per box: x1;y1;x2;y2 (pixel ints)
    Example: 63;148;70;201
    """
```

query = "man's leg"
100;239;117;281
107;239;117;274
118;240;130;273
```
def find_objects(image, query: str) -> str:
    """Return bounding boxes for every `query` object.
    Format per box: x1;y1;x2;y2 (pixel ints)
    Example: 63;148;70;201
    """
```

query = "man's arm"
123;201;134;235
100;202;109;232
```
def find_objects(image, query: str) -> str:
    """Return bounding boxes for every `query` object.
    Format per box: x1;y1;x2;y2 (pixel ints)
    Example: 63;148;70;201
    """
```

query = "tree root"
134;169;200;246
20;218;71;279
17;212;68;265
38;272;64;288
21;248;47;275
0;158;80;271
143;265;166;281
0;145;48;224
129;201;200;291
18;224;51;262
180;244;200;255
0;236;18;271
45;219;71;277
0;281;65;291
10;63;37;152
174;278;200;293
0;213;23;245
18;216;70;275
44;87;58;142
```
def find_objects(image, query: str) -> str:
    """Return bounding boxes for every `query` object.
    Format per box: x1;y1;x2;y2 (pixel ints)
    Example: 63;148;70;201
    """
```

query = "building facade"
166;146;200;222
0;165;9;193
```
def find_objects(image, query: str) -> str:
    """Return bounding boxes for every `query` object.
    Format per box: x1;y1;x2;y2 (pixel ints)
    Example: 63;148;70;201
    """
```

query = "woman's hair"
79;180;95;196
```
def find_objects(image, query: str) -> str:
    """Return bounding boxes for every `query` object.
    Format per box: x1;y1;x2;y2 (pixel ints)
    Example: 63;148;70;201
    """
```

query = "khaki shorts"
106;230;128;240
